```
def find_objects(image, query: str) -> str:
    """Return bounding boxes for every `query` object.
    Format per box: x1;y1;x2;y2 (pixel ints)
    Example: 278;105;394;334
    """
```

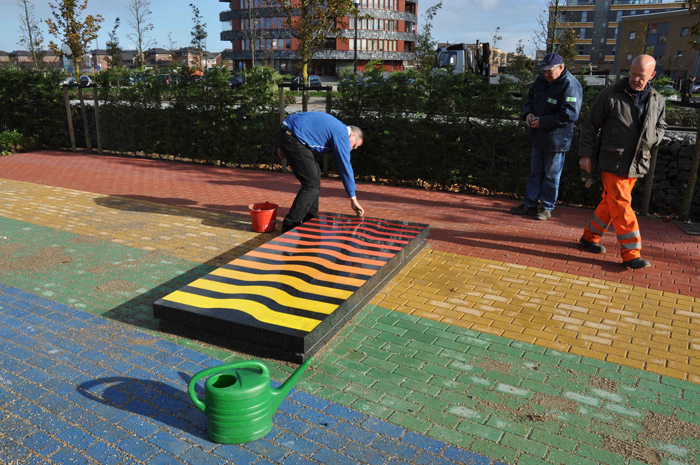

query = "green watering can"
188;357;313;444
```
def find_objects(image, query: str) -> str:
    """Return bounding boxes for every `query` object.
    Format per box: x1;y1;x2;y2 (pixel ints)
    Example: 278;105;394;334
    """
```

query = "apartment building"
614;8;700;78
550;0;685;74
219;0;419;76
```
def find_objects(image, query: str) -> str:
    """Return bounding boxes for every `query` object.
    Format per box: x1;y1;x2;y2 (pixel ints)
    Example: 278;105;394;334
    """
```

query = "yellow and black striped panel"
154;213;429;358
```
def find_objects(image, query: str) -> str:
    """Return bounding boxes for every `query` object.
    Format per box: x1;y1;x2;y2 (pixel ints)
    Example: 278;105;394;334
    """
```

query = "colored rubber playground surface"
1;150;700;465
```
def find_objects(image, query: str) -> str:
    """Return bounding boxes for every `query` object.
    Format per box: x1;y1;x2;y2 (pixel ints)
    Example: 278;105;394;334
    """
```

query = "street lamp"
353;0;360;73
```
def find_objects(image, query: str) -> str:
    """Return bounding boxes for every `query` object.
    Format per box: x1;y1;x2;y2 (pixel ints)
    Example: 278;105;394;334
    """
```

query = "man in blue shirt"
277;112;365;232
510;53;583;221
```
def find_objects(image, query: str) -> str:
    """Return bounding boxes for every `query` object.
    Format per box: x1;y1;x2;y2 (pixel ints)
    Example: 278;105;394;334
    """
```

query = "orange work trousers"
582;172;642;262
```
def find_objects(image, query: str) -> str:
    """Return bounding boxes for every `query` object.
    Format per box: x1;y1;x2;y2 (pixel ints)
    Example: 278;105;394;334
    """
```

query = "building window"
681;27;689;38
629;31;636;40
626;53;633;61
648;24;658;34
658;33;667;44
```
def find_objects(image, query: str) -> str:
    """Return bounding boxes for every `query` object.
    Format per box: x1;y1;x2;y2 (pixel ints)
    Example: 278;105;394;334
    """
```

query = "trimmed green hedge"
2;65;696;216
0;68;68;148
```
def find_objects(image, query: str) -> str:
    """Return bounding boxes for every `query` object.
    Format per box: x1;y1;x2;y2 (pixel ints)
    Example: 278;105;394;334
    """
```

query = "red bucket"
248;202;278;233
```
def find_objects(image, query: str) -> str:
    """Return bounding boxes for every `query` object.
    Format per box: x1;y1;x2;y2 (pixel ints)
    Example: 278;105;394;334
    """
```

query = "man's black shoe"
509;204;538;215
579;237;606;254
622;257;651;269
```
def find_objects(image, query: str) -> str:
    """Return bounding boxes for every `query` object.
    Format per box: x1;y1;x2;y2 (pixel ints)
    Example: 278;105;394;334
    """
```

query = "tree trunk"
680;122;700;221
78;87;92;153
302;63;309;112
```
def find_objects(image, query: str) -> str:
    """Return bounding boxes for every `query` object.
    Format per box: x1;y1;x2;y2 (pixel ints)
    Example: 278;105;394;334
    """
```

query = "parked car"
338;75;364;92
290;74;322;90
692;83;700;94
79;75;92;87
61;77;77;87
655;84;679;101
228;75;245;89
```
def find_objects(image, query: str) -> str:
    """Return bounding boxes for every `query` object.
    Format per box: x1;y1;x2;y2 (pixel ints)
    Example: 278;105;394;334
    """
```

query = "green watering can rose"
188;357;313;444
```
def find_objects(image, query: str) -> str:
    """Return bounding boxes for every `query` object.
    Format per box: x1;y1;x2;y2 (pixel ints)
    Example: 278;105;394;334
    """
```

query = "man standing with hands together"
510;52;583;221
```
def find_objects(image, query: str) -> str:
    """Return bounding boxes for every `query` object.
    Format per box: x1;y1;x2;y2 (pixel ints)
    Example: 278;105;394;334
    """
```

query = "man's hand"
350;197;364;217
525;113;535;128
579;156;592;174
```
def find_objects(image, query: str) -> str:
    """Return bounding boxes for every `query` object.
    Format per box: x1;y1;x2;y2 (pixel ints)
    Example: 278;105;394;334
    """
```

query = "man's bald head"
629;54;657;91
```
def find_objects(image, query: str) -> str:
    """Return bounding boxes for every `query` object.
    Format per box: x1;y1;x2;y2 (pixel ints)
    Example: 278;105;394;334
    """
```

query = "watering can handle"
188;360;270;412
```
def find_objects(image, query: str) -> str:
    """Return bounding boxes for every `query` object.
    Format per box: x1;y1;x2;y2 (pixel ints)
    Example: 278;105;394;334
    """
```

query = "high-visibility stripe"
591;214;610;231
162;291;321;332
621;242;642;250
209;268;354;299
617;230;641;241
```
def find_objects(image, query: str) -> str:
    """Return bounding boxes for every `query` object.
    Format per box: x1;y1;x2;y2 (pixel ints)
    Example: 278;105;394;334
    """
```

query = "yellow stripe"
188;278;339;314
210;268;353;300
163;291;321;332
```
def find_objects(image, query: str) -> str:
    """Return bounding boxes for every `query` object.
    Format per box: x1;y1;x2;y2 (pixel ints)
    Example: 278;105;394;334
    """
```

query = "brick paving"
2;151;700;464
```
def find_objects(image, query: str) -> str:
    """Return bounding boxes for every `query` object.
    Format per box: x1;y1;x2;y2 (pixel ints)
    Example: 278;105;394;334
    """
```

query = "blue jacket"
523;68;583;152
284;112;357;197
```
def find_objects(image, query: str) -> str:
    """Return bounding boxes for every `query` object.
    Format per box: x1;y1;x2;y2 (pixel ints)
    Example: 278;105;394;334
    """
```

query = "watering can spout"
270;356;314;413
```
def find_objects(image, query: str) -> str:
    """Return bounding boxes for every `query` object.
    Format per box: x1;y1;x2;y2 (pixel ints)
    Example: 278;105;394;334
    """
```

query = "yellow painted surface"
373;248;700;382
162;291;321;332
186;278;339;314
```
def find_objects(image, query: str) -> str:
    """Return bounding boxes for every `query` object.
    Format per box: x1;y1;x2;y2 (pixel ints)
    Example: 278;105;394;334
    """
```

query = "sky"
0;0;545;58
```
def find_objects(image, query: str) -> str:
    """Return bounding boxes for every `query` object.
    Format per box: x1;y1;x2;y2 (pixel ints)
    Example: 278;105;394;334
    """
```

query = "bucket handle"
188;360;269;413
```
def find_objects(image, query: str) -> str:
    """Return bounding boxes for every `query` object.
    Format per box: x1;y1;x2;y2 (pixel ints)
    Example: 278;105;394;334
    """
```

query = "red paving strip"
2;150;699;297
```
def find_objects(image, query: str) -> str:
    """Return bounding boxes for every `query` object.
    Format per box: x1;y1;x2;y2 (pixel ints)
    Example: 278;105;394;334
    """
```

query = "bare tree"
492;26;502;50
165;32;177;59
240;0;271;68
190;3;208;69
126;0;154;68
533;0;565;55
17;0;45;69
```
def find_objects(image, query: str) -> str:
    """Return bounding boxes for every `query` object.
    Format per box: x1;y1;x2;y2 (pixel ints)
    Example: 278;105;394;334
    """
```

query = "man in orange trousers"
578;54;666;269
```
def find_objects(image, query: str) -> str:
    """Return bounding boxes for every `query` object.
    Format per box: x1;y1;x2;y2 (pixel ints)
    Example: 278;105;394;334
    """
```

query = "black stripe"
268;239;392;262
180;286;333;321
200;274;346;306
255;247;383;271
238;254;375;278
221;263;360;292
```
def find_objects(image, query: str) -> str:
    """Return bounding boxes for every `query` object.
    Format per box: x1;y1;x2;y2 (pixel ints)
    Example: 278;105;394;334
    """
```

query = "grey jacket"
578;78;666;178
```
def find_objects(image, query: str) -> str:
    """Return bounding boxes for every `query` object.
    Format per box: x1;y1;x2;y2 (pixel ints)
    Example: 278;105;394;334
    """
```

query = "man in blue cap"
510;52;583;220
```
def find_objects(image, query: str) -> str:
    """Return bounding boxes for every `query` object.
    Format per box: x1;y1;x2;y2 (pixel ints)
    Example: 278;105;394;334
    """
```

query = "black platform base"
153;213;429;362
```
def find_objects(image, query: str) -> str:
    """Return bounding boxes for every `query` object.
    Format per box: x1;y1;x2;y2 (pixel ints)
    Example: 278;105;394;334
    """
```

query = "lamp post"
353;0;360;73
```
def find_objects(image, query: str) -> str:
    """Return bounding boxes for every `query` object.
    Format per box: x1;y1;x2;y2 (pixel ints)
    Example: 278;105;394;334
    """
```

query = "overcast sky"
1;0;544;58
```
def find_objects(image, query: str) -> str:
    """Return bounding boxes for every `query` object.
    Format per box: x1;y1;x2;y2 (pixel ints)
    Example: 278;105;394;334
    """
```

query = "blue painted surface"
0;283;503;464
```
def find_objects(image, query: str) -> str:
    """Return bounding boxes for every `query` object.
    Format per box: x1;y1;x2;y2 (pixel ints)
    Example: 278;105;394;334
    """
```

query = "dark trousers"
278;126;321;232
